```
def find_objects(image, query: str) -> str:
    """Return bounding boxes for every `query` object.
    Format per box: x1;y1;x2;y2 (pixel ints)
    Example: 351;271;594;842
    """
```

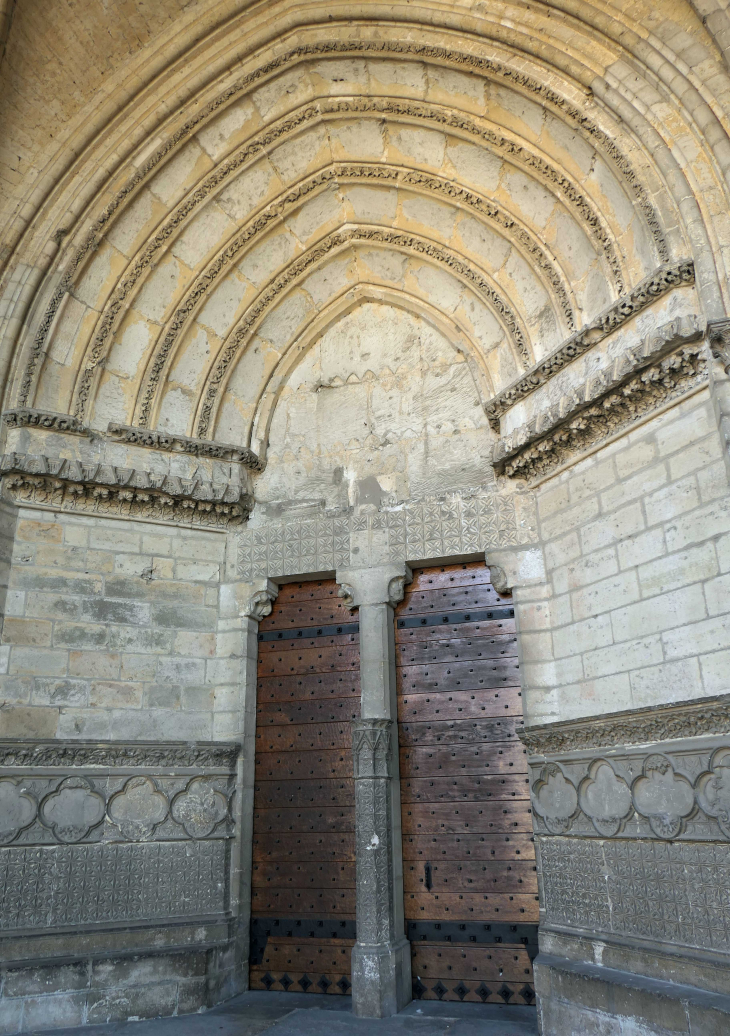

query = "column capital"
336;563;412;610
241;578;279;621
352;718;393;779
708;318;730;374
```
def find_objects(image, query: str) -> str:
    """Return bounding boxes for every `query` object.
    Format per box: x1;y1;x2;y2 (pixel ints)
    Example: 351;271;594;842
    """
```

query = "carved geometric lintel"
0;453;252;528
485;263;696;428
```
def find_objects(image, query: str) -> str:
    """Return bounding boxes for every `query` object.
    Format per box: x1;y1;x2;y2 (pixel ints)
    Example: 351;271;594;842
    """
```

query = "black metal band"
406;920;539;959
397;607;514;629
250;916;357;964
258;622;360;642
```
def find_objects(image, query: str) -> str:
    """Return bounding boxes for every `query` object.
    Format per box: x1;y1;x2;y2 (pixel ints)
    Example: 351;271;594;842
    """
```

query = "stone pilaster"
337;564;412;1018
219;577;278;994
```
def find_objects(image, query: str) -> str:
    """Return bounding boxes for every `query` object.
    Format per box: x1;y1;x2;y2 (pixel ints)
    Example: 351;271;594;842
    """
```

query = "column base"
351;937;412;1018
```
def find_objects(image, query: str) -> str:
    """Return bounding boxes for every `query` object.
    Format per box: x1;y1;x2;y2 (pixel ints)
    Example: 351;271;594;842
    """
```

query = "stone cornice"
518;693;730;756
0;740;240;769
0;452;252;527
106;422;263;470
493;315;706;481
484;261;695;428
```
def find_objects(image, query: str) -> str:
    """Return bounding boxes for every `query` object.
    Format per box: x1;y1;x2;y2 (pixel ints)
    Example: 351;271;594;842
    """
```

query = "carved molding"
485;262;696;428
518;693;730;756
20;37;666;412
197;226;531;437
106;423;263;470
493;318;707;481
352;719;393;780
2;408;87;435
125;165;575;431
0;739;240;769
708;318;730;374
0;452;251;528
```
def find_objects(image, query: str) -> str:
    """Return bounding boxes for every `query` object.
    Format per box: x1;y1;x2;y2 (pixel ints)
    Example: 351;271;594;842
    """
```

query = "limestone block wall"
0;511;232;742
519;386;729;725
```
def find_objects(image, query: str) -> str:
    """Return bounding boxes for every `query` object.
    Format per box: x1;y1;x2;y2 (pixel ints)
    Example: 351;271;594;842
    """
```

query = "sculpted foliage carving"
0;740;239;769
485;263;696;427
493;317;705;480
106;423;263;470
3;409;87;434
0;453;251;528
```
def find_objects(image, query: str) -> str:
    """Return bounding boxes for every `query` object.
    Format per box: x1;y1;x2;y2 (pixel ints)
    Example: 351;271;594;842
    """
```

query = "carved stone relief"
708;318;730;374
238;491;525;580
0;452;251;528
0;739;238;933
106;422;263;469
529;738;730;842
492;316;705;480
485;262;695;427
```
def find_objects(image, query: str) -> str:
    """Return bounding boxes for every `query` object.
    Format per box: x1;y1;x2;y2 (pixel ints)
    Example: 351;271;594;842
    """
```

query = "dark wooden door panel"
400;742;528;776
396;634;518;665
254;807;356;833
252;862;356;888
398;687;523;721
396;658;520;692
257;672;360;701
398;717;522;746
253;832;356;862
402;833;535;860
403;860;538;893
251;579;357;996
401;775;530;802
256;723;353;753
396;562;536;1007
258;698;360;725
254;779;354;808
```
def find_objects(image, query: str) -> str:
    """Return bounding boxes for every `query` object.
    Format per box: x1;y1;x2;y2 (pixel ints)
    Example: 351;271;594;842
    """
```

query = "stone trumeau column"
219;577;279;993
336;564;412;1018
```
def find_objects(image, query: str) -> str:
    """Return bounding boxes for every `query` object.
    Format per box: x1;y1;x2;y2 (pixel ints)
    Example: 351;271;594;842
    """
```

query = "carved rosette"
353;719;396;946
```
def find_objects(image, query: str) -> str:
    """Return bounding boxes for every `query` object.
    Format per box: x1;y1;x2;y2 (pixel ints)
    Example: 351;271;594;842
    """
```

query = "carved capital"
336;565;412;610
352;719;392;780
242;579;279;621
708;319;730;374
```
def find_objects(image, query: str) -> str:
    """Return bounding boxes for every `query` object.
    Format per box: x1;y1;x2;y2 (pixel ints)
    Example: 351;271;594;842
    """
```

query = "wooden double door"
396;562;538;1005
249;579;359;995
250;564;537;1006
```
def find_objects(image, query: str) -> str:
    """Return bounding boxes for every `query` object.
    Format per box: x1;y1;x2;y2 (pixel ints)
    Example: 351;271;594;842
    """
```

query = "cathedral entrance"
249;580;359;995
395;562;538;1005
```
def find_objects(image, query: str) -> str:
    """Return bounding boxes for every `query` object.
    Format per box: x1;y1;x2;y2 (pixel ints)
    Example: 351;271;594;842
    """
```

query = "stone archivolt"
0;452;252;528
493;315;706;481
485;262;697;427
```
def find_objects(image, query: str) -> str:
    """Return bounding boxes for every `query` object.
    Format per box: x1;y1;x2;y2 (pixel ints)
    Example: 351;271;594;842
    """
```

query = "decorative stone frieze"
2;408;88;434
0;738;238;933
238;491;524;580
106;422;263;470
484;262;696;428
0;452;251;527
493;317;706;481
518;692;730;755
